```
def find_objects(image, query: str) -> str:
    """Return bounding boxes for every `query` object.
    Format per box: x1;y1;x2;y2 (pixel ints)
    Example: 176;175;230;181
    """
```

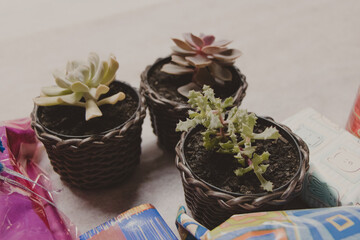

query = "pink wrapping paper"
0;118;76;240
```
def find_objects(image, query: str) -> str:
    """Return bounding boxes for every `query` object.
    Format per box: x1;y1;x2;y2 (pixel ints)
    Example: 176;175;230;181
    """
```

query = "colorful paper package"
0;118;76;240
176;205;360;240
79;203;177;240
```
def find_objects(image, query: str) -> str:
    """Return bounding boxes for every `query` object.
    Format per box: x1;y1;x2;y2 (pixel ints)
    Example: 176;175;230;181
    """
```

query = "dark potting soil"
37;81;138;136
184;126;300;195
147;58;242;104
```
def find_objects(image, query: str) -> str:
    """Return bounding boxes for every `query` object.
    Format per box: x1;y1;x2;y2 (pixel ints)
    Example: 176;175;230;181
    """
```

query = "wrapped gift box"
282;108;360;207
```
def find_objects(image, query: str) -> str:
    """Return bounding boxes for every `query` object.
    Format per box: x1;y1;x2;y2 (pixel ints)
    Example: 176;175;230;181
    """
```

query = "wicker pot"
31;81;146;189
175;116;309;229
140;57;248;151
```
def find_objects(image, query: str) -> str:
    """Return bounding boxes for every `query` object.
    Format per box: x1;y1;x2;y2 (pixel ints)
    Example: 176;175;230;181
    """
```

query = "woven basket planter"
31;81;146;189
175;116;309;229
140;57;248;151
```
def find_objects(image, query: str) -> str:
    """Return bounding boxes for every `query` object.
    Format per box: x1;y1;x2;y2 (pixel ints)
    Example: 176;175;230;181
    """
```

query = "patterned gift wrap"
176;205;360;240
79;204;177;240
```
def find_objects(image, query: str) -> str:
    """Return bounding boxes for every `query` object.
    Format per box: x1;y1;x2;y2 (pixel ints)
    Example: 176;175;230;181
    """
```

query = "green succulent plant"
176;85;281;192
161;33;242;97
34;53;125;121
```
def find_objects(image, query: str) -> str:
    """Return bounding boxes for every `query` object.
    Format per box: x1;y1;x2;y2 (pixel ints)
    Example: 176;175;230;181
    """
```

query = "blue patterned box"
79;204;177;240
283;108;360;207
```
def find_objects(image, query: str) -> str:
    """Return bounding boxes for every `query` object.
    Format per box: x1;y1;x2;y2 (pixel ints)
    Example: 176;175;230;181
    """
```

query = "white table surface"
1;0;359;237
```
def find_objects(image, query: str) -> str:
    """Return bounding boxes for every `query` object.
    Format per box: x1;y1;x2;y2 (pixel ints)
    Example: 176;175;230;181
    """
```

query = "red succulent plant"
161;33;242;97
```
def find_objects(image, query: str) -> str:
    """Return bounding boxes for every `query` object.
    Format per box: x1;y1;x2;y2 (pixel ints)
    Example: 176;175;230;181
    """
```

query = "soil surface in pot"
184;126;300;195
37;81;138;136
147;58;242;104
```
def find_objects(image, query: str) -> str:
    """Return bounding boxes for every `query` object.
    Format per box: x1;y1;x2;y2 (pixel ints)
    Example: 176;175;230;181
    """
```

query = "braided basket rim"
31;81;147;146
175;116;310;207
140;56;248;112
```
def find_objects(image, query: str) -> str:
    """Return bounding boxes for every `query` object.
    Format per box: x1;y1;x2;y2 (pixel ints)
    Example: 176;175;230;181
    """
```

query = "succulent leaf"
182;33;196;47
171;46;195;55
66;61;82;74
172;38;194;51
192;67;215;87
33;95;64;106
176;119;198;132
247;113;257;132
209;62;232;81
252;152;270;164
71;81;90;93
188;110;198;118
190;33;204;48
185;55;212;68
161;63;193;75
218;140;235;153
234;152;246;166
41;86;72;96
171;55;190;67
240;146;256;157
59;92;83;105
100;55;119;86
90;61;108;87
89;85;110;100
202;46;226;55
207;111;223;129
55;77;72;89
177;82;201;98
85;98;103;121
202;35;215;46
78;65;90;83
253;127;281;140
213;49;242;62
97;92;126;106
259;164;269;174
88;53;100;80
67;70;85;83
53;70;70;84
260;180;273;192
234;166;253;176
221;96;234;109
212;39;232;47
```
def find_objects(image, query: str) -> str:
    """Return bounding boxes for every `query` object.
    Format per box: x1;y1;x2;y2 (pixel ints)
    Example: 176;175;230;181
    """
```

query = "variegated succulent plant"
34;53;125;121
161;33;242;97
176;86;281;192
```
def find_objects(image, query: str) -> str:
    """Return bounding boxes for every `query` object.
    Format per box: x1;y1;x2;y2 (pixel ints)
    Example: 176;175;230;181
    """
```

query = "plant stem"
247;158;252;166
218;110;227;139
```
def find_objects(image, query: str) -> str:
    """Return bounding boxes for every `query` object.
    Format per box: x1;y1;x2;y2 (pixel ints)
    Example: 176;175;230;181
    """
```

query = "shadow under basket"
140;57;248;152
175;117;310;229
31;82;146;189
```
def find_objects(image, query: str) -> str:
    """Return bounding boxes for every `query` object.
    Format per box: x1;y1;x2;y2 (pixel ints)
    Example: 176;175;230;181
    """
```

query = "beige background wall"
0;0;359;236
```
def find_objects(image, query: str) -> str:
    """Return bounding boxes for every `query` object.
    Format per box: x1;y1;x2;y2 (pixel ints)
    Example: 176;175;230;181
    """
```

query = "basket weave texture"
175;118;310;229
31;83;146;189
140;57;248;151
